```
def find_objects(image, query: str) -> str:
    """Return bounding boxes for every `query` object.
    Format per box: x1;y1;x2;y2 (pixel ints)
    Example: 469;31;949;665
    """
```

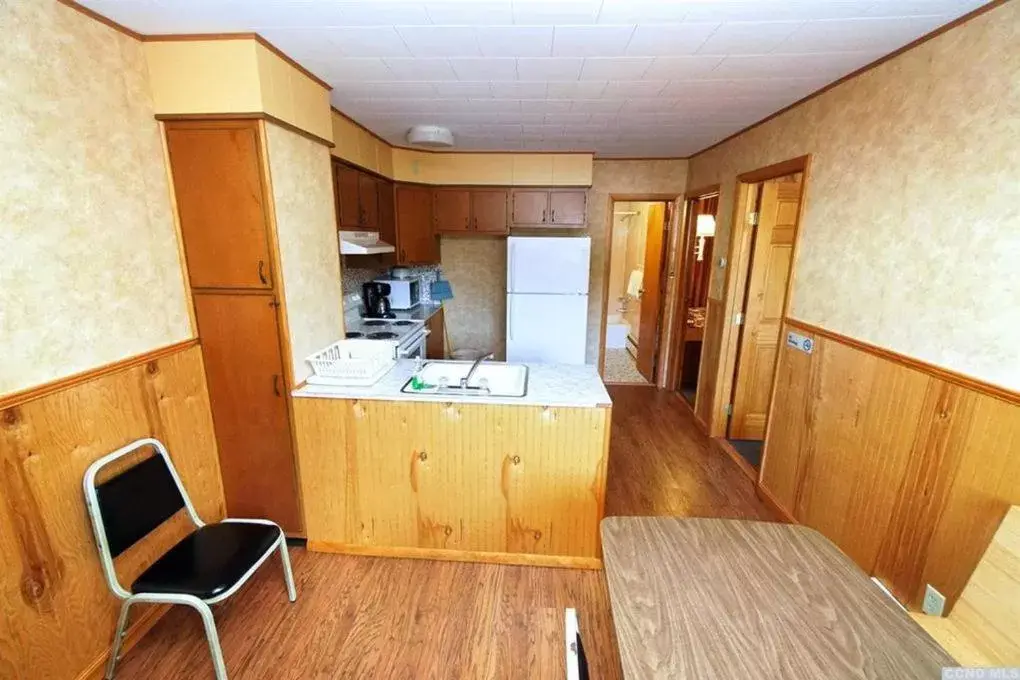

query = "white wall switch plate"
786;331;814;354
922;584;946;616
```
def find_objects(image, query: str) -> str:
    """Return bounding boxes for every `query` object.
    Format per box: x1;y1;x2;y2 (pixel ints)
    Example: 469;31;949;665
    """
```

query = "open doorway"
601;200;669;384
668;189;719;406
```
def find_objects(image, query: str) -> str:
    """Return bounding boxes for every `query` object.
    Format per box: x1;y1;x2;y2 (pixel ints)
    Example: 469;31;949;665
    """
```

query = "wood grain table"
601;517;955;679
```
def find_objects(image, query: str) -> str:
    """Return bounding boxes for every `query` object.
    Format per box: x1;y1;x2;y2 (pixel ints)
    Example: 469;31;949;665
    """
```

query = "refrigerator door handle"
507;297;514;340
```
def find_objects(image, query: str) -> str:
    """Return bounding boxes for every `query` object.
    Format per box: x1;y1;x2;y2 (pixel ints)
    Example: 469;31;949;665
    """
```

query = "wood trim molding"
784;317;1020;406
684;184;721;200
0;339;199;411
76;604;171;680
756;482;798;525
737;155;810;184
155;113;334;149
306;541;603;570
55;0;143;40
711;437;757;484
690;0;1007;159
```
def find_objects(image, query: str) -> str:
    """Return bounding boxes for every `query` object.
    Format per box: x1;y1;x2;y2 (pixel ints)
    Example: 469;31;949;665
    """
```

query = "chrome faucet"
461;353;495;389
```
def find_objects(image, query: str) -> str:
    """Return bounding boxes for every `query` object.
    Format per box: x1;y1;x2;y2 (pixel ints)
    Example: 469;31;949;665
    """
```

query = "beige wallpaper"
439;237;507;360
688;1;1020;391
0;0;190;395
265;123;344;384
588;160;689;363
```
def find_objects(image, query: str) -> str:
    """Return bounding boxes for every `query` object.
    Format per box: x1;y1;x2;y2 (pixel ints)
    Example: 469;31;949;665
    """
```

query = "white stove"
345;317;428;359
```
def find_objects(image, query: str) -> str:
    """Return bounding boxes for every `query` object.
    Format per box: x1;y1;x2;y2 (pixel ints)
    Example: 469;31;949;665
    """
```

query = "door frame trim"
597;193;679;384
703;155;812;443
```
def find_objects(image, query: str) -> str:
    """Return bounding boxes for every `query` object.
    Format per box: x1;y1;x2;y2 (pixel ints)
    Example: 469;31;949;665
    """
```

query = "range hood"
339;231;396;255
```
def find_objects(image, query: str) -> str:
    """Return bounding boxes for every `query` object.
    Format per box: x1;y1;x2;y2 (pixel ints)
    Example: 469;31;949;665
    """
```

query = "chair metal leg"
191;600;228;680
278;537;297;602
105;598;134;679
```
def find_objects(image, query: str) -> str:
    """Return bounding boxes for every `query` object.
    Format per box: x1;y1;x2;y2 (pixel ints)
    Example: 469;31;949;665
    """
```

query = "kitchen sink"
401;360;528;398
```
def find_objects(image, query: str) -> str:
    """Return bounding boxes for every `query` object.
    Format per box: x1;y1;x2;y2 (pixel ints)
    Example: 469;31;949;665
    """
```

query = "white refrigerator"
506;236;590;364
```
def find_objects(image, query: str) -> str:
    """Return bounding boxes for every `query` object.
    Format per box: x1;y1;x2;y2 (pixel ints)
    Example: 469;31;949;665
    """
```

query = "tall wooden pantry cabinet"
164;119;302;533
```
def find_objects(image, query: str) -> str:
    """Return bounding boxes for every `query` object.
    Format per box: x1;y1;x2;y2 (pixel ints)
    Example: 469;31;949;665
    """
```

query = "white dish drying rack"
306;338;396;386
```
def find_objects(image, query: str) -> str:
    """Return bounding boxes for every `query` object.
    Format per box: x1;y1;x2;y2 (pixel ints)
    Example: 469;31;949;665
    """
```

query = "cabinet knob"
418;450;428;462
512;455;521;465
272;374;281;397
551;210;556;222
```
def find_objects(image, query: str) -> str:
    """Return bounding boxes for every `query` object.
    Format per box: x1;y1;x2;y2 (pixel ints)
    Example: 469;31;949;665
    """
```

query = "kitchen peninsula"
292;360;612;569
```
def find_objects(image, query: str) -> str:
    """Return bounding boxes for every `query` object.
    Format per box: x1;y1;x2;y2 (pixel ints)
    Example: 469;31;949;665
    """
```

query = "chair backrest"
83;438;203;598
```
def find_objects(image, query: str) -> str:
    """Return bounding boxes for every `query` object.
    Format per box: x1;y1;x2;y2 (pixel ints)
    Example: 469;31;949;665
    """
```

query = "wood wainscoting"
760;319;1020;612
294;398;610;568
0;343;225;680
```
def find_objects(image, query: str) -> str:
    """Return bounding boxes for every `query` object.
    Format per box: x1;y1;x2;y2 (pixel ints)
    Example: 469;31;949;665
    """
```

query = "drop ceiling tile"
681;1;878;22
496;112;548;124
775;16;951;53
490;81;550;98
597;0;693;23
383;58;459;81
323;58;396;81
396;26;482;57
711;51;880;79
512;0;603;25
600;80;669;97
335;82;439;98
625;23;719;56
864;0;986;17
520;99;574;113
543;112;592;124
515;57;584;80
546;81;608;98
620;98;681;112
569;99;626;113
464;99;523;113
431;82;495;97
580;57;653;80
475;26;554;57
641;55;724;80
424;1;515;24
450;58;518;81
332;1;432;25
275;26;412;58
552;26;637;57
696;21;804;55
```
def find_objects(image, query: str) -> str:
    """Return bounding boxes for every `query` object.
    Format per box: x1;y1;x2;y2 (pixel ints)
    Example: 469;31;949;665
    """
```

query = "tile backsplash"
340;260;441;313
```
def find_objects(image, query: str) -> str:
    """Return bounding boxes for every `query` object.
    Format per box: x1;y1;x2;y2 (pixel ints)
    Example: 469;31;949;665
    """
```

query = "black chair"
83;438;297;680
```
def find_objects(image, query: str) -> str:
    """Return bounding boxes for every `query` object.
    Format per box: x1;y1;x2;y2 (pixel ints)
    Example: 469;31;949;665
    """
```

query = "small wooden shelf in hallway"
109;385;777;680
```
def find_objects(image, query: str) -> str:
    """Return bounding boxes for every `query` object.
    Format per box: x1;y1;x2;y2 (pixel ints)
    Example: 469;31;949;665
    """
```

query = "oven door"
397;328;429;360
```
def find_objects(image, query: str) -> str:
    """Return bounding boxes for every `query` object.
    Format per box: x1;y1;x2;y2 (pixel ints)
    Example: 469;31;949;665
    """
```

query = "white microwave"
374;277;422;310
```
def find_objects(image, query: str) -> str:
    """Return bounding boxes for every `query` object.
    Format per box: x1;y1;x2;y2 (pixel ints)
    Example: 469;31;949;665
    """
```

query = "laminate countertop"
601;517;955;679
292;359;612;408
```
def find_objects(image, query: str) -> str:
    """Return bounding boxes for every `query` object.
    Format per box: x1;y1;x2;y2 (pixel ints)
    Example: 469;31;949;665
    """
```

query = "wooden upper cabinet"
511;190;550;227
165;120;273;290
472;190;509;234
335;163;361;228
549;190;587;226
358;173;379;229
193;292;302;533
433;189;472;233
395;185;439;264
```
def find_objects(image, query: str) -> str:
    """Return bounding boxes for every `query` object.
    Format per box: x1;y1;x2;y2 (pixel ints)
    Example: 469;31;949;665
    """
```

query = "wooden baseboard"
711;437;758;483
76;604;171;680
755;483;798;525
306;541;603;570
672;391;708;434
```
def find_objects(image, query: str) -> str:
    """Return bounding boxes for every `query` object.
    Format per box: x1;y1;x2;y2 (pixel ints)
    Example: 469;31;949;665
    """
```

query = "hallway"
111;386;776;680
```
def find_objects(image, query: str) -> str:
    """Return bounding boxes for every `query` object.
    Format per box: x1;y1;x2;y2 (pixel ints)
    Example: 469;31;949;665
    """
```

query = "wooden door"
395;185;438;264
335;164;361;228
730;174;802;440
358;173;379;229
636;203;667;380
549;190;587;226
433;189;472;233
165;120;273;290
426;308;445;358
472;189;509;234
193;292;302;531
377;180;397;266
510;190;550;227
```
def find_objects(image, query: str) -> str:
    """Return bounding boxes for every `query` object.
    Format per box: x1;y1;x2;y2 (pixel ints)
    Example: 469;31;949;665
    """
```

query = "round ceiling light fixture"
406;125;455;148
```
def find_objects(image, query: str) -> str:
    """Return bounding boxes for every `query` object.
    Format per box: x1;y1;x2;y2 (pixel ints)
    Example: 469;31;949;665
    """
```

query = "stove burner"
345;331;364;339
392;320;415;326
363;320;389;327
367;331;398;340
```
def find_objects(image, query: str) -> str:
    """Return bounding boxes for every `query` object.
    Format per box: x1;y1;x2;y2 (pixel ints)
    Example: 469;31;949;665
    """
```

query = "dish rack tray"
306;339;396;385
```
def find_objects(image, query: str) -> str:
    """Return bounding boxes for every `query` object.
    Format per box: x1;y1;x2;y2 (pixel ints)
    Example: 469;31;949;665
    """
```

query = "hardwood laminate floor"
114;386;774;680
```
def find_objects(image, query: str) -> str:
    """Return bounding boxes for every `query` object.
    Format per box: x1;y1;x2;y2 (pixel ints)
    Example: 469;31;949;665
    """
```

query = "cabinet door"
193;292;302;532
549;190;587;226
395;185;439;264
426;308;445;359
472;189;509;234
336;164;361;228
377;180;397;266
433;189;472;233
358;173;379;229
165;121;272;290
510;190;550;227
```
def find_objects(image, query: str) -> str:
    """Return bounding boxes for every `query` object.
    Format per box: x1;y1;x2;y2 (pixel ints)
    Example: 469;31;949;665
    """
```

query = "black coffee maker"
362;282;394;318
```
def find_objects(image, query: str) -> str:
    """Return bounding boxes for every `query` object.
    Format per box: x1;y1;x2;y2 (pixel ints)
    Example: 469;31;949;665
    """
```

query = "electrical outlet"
922;584;946;616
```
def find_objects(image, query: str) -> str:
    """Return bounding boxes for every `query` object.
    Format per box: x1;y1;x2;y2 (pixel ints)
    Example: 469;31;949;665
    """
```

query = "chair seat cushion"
132;522;280;600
